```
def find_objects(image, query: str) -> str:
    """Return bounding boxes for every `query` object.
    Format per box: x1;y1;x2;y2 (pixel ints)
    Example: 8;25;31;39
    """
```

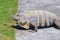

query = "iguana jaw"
18;21;29;29
21;24;29;29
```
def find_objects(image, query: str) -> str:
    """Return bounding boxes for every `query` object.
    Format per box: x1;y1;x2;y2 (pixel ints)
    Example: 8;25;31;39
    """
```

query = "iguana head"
12;13;29;29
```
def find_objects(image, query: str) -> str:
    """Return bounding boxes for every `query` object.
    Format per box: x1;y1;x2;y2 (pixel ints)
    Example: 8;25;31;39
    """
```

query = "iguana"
12;10;60;32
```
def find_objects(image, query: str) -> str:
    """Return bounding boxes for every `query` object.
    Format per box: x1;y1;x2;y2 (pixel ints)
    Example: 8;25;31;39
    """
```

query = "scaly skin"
54;17;60;28
12;10;60;32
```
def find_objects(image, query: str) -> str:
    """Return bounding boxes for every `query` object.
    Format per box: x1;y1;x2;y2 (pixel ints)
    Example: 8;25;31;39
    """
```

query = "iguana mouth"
17;21;29;29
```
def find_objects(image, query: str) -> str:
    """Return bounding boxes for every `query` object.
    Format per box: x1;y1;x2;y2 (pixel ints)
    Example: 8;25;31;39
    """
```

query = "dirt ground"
15;0;60;40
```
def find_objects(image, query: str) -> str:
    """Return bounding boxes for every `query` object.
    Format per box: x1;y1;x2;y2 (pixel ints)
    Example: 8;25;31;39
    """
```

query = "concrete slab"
15;0;60;40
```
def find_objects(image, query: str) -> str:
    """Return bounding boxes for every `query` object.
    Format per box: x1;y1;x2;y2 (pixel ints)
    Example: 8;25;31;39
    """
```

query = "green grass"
0;0;18;40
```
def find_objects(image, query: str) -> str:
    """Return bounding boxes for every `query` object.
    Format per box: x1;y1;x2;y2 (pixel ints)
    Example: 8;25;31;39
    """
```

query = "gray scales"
13;10;60;32
12;0;60;40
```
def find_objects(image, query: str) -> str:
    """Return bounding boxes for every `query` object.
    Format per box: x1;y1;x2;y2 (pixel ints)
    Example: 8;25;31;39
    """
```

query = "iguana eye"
17;15;19;16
